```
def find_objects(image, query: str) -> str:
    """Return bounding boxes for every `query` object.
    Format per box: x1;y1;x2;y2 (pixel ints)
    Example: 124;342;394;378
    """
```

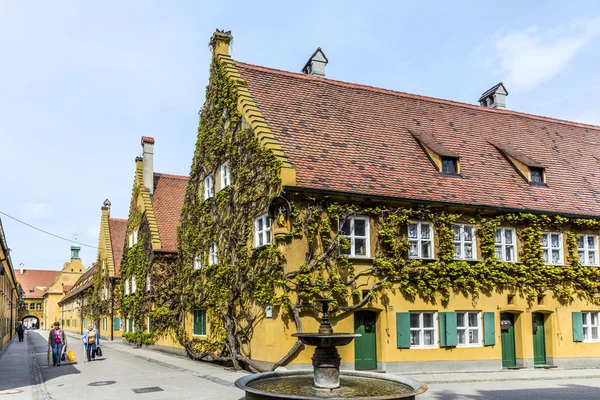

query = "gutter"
283;186;600;220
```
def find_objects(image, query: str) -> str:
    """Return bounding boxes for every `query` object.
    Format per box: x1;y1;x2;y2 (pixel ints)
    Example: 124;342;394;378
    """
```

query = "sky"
1;1;599;271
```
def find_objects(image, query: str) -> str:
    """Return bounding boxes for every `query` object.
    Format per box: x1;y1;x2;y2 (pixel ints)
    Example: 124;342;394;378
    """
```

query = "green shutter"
440;312;457;347
483;312;495;346
113;318;121;331
396;312;411;349
148;317;152;333
572;312;584;342
193;310;206;336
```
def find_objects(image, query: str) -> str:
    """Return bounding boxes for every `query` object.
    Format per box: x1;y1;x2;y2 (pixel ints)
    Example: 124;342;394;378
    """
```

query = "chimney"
302;48;328;77
478;82;508;109
70;243;81;260
20;268;24;275
210;29;233;56
102;199;111;217
141;137;155;196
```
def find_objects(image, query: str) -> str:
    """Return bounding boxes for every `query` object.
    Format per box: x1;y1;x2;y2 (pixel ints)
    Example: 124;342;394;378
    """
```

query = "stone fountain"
235;299;427;399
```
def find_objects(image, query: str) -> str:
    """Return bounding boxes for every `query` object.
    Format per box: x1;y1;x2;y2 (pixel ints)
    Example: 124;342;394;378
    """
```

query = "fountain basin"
291;333;360;348
234;370;428;400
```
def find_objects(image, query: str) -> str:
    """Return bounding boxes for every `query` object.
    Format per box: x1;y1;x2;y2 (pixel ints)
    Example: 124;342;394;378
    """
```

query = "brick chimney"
141;137;155;196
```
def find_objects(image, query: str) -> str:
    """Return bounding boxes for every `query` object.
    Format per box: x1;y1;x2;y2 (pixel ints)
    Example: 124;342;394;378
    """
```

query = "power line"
0;210;98;249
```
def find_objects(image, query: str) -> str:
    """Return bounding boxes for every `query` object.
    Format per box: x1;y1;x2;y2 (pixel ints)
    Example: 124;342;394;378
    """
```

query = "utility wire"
0;210;98;249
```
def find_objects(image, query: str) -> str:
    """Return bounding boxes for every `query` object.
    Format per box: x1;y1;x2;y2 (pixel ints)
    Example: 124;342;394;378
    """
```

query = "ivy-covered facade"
154;30;600;373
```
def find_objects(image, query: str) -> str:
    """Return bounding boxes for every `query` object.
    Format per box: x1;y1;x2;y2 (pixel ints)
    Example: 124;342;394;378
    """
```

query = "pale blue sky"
1;1;599;270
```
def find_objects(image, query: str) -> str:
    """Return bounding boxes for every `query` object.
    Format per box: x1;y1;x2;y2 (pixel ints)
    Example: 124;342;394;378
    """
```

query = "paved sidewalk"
0;332;43;399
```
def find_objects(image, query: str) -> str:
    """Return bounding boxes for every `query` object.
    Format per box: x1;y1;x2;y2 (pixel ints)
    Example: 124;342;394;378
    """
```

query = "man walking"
16;322;24;342
47;322;67;366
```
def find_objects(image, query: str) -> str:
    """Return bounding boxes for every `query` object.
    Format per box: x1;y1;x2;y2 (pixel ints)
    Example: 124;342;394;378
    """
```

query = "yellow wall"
44;260;84;328
0;252;19;349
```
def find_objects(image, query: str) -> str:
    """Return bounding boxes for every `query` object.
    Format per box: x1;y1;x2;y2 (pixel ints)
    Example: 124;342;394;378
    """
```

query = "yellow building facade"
0;218;20;350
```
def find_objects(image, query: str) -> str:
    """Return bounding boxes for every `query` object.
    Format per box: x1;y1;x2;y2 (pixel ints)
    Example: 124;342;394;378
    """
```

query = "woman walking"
47;322;67;367
82;324;100;362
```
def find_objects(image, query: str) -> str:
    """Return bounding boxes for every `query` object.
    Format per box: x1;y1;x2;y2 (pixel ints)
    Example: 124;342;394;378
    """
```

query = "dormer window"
441;157;458;175
530;167;545;185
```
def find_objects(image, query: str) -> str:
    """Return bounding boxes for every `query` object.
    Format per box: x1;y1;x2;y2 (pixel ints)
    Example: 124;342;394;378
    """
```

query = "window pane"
453;226;460;241
541;234;548;247
410;330;420;346
579;251;586;263
543;249;549;263
495;229;502;243
354;238;366;256
464;227;473;242
593;327;599;340
257;218;263;231
457;313;465;327
258;234;264;247
592;313;598;325
423;313;434;328
354;219;366;237
551;234;560;248
584;327;589;340
468;313;478;327
579;236;585;249
410;314;420;328
265;217;271;228
505;246;514;262
454;243;462;258
583;313;589;325
552;250;560;263
409;241;418;257
421;241;431;258
340;220;351;236
471;329;479;344
589;251;596;265
457;329;466;344
464;244;473;259
505;230;513;244
421;224;431;239
408;224;417;239
589;236;596;250
495;246;502;259
424;330;435;345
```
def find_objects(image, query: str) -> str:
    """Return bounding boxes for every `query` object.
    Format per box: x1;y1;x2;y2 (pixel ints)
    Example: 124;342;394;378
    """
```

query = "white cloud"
491;19;600;92
20;202;50;219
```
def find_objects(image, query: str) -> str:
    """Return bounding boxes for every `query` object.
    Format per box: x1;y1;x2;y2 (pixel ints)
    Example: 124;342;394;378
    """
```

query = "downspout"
109;277;115;341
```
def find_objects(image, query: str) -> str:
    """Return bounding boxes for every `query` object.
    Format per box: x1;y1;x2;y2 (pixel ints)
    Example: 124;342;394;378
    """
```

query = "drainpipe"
109;277;115;341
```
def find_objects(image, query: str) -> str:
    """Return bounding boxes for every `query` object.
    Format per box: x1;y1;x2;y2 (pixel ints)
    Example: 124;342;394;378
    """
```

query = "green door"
500;313;516;367
532;313;546;365
354;311;377;370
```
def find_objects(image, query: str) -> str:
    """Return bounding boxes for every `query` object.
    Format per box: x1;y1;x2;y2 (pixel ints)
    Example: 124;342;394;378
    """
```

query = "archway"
22;316;40;329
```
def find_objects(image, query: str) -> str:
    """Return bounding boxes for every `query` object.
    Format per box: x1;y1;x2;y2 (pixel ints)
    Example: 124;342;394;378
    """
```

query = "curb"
28;333;52;400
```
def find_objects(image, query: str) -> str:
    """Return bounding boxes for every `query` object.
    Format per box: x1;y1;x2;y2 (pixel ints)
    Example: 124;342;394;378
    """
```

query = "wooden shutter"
572;312;584;342
396;312;411;349
440;312;457;347
483;312;495;346
148;317;152;333
113;318;121;331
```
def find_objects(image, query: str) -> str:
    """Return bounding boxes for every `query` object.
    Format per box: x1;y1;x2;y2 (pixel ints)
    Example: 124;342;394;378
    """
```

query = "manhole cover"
132;387;164;394
88;381;117;386
0;389;24;395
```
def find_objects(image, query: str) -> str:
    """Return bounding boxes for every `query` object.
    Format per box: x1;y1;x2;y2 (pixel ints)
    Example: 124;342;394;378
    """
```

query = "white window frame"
146;275;151;292
220;162;230;189
495;227;517;262
133;229;138;245
209;243;218;265
204;174;214;200
541;232;563;265
254;214;271;248
194;255;203;270
128;232;133;248
338;216;370;258
408;222;434;259
578;235;598;266
583;311;600;342
131;275;137;293
456;311;482;347
125;279;130;295
409;311;438;349
452;224;476;260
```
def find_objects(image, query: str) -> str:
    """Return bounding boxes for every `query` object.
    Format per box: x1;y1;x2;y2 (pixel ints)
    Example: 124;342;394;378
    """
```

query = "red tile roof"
59;264;97;304
235;61;600;217
108;218;127;275
153;173;188;252
15;269;61;299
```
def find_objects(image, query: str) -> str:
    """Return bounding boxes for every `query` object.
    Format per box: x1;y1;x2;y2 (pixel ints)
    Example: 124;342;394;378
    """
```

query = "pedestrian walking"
47;321;67;367
16;322;24;342
82;324;100;362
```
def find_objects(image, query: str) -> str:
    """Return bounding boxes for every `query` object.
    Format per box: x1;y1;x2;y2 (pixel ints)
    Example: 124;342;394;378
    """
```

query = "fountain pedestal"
312;345;341;389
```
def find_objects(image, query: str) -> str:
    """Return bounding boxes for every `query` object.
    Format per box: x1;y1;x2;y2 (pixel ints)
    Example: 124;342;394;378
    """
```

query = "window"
29;303;35;310
254;214;271;247
441;157;458;174
103;317;107;331
452;224;476;260
220;162;230;189
125;278;130;295
408;222;433;258
194;255;203;270
128;232;133;248
209;243;218;265
530;167;545;184
36;303;42;311
133;229;138;245
578;235;598;266
339;216;370;257
541;232;563;264
204;175;214;199
410;312;437;348
131;275;137;293
457;312;481;346
495;228;516;262
193;310;206;336
582;312;600;342
146;275;151;292
147;316;152;333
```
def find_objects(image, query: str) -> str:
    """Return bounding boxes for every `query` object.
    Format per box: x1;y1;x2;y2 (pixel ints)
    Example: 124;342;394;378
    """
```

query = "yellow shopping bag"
66;347;76;362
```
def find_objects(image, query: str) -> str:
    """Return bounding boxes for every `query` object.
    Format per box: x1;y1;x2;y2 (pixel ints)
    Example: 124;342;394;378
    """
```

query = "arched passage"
22;315;40;329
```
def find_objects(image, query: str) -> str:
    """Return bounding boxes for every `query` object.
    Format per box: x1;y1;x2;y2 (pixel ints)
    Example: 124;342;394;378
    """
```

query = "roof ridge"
233;60;600;132
153;172;189;180
109;217;128;222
